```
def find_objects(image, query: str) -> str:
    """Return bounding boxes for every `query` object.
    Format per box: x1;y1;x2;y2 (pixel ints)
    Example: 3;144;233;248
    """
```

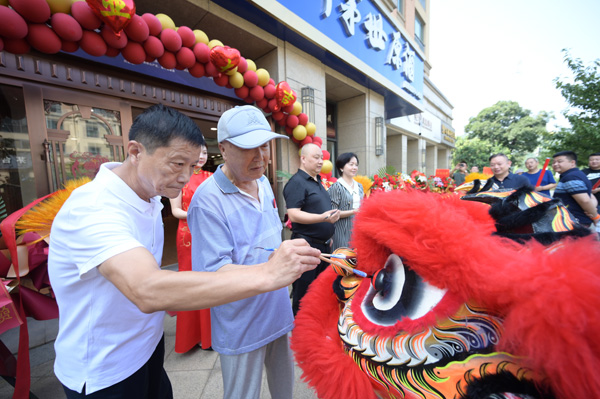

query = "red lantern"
209;45;240;74
274;81;296;111
85;0;135;36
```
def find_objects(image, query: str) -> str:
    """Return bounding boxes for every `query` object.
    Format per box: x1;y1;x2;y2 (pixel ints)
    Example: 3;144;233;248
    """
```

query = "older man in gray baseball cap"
187;105;319;399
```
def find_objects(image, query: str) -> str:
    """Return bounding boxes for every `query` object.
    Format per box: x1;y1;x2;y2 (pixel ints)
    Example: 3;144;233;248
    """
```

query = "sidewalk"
0;314;319;398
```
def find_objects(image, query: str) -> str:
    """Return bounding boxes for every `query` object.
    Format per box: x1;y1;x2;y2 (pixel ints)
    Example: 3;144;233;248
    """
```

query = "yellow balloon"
321;160;333;175
46;0;72;13
225;67;238;76
299;148;302;157
256;68;270;86
305;122;316;136
193;29;209;45
155;13;176;31
291;101;302;116
292;125;307;141
208;39;224;49
246;59;257;72
229;72;245;89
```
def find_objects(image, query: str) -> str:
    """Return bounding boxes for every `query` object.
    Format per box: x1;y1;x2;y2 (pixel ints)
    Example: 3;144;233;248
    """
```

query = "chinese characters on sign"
324;0;422;99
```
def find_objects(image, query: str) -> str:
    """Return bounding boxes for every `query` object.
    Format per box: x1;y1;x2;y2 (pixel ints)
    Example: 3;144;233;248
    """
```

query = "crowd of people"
45;102;597;398
453;151;599;229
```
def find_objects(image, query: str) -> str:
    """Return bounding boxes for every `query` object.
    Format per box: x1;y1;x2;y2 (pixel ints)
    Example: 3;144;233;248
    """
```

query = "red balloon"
277;115;287;127
61;40;79;53
299;136;313;147
285;126;293;136
193;42;210;63
282;103;294;114
209;46;240;74
176;47;195;69
322;150;331;161
9;0;50;24
243;70;258;88
101;25;127;49
79;30;106;57
71;1;101;30
85;0;135;35
274;81;296;111
51;13;82;42
237;57;248;74
3;37;30;54
141;13;161;36
264;84;276;99
177;26;195;48
269;78;275;85
158;51;176;69
243;96;254;104
286;114;299;129
298;113;308;126
249;85;264;101
256;98;268;109
160;28;181;52
143;35;164;58
124;14;149;43
204;61;219;78
122;41;145;64
234;86;249;99
213;73;229;87
271;111;284;121
27;23;61;54
0;6;29;39
188;62;205;78
105;46;120;57
268;99;278;113
312;136;323;146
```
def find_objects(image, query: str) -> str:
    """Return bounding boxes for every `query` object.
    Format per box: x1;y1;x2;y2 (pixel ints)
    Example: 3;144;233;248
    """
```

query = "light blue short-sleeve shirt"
188;165;293;355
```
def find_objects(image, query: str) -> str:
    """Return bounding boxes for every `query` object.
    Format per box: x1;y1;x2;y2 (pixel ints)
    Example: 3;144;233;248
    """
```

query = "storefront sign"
442;125;455;144
278;0;424;100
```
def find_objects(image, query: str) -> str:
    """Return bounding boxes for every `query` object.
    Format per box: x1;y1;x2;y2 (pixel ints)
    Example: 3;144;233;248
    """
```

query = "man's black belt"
292;233;332;246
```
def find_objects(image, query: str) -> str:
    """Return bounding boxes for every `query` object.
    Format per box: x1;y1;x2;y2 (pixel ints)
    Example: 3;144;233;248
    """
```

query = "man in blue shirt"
524;157;556;196
582;152;600;213
489;153;532;190
552;151;599;227
188;106;321;398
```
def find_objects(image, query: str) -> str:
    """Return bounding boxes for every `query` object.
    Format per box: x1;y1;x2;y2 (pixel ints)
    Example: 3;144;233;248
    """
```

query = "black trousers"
291;234;331;315
63;336;173;399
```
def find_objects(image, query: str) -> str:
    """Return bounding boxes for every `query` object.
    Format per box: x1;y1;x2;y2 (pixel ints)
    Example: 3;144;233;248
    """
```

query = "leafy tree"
549;51;600;165
462;101;549;166
452;136;509;171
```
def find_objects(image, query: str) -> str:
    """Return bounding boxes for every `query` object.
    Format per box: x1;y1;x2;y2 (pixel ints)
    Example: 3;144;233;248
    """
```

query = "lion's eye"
363;254;447;326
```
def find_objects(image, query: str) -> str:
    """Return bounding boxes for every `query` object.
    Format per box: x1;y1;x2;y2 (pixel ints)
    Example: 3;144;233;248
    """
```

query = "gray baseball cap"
218;105;288;149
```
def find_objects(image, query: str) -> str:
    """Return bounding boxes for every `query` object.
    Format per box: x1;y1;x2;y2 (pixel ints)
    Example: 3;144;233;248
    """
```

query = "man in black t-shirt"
283;143;340;315
582;152;600;213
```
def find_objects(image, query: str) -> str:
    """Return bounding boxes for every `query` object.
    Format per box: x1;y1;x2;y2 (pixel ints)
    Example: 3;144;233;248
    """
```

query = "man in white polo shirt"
48;104;320;398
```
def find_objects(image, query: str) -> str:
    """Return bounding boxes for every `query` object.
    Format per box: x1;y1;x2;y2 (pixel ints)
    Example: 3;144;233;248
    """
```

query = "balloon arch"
0;0;336;176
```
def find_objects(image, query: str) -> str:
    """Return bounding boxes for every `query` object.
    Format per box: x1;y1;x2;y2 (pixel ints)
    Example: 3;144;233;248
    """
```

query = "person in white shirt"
328;152;364;250
48;104;320;398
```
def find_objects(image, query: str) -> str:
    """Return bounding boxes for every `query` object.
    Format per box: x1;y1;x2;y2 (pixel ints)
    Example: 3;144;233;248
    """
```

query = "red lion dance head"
291;189;600;399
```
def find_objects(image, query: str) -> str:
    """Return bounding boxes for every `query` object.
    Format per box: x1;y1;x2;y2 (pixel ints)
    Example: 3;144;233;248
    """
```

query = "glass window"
397;0;404;15
44;101;123;186
415;14;425;51
0;84;37;215
419;0;426;10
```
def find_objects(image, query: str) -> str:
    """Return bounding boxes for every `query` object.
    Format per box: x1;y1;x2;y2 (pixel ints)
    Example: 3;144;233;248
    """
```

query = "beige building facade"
0;0;455;264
